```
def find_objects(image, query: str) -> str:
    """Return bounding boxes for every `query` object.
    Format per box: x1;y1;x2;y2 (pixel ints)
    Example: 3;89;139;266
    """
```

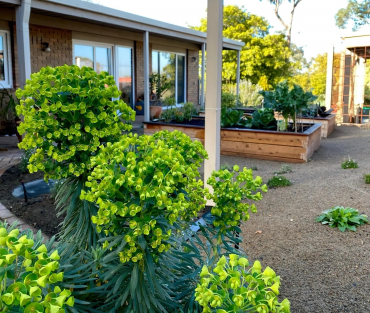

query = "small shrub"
221;92;237;109
0;226;75;312
18;149;35;173
251;165;258;171
220;163;233;171
274;164;292;175
364;174;370;184
267;176;291;188
341;157;358;169
195;254;291;313
316;206;368;232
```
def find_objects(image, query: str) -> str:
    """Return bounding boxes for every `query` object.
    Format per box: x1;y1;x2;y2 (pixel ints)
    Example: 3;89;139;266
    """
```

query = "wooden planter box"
275;114;336;138
143;121;322;163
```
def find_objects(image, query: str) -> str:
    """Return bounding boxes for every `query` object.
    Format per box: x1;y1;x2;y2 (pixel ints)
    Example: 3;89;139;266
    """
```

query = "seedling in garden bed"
274;164;292;175
364;174;370;184
341;157;358;169
316;206;368;232
251;165;258;171
267;176;291;188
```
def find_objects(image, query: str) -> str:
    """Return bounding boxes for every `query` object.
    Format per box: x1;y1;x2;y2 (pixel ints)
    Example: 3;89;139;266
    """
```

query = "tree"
261;0;304;47
335;0;370;30
191;5;293;89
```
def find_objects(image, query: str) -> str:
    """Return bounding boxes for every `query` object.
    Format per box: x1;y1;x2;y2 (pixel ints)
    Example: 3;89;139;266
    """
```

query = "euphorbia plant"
0;227;74;313
15;65;135;246
195;254;291;313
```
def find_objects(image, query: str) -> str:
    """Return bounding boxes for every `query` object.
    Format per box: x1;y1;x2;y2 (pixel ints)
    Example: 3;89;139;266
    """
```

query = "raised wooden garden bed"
143;120;322;163
275;113;335;138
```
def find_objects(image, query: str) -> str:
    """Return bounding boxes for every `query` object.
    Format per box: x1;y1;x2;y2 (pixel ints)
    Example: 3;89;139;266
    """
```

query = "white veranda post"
200;43;206;108
236;50;241;100
143;31;150;122
204;0;223;192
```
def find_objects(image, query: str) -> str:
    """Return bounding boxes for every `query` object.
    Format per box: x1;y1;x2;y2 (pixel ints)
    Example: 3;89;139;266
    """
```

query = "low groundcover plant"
267;176;291;188
316;206;368;232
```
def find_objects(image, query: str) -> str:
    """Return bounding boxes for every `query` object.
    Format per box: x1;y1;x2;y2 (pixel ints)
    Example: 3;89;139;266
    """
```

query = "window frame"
0;30;13;89
152;49;187;104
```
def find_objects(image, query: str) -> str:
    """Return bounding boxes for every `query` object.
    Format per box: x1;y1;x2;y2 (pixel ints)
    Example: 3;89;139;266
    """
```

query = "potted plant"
0;87;22;142
149;73;173;119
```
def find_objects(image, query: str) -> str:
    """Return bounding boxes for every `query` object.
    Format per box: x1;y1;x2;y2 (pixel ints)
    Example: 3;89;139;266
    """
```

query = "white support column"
16;0;32;89
200;43;206;107
325;44;334;111
204;0;223;191
143;31;150;122
236;50;241;102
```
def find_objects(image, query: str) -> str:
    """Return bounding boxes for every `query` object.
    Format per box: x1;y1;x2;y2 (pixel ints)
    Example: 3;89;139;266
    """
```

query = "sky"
90;0;370;61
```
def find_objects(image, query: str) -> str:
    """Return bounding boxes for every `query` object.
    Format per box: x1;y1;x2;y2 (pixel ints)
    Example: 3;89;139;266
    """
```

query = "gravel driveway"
220;125;370;313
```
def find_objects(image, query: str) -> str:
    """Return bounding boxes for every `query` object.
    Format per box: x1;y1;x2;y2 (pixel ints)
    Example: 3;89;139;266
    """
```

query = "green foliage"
0;227;74;313
149;73;173;105
260;81;317;130
335;0;370;30
15;65;135;181
195;254;291;313
364;174;370;184
274;165;292;175
316;207;369;232
223;81;263;107
220;163;233;171
221;92;238;109
191;5;293;88
208;166;267;234
267;176;291;188
0;87;19;121
19;149;35;174
341;157;358;169
160;102;198;123
221;109;251;128
251;108;277;130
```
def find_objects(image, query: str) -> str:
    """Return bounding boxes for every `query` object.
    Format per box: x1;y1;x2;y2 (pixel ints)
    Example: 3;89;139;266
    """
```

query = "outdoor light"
192;56;197;62
42;42;51;52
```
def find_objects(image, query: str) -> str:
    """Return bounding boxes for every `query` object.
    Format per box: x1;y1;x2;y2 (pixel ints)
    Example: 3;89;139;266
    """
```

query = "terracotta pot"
150;106;162;119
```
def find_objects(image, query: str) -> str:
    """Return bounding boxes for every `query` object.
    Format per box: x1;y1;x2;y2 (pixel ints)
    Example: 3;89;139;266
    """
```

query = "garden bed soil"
0;166;62;237
144;120;322;163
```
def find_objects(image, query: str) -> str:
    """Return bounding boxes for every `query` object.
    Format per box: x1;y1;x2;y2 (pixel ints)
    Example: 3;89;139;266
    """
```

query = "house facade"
0;0;244;131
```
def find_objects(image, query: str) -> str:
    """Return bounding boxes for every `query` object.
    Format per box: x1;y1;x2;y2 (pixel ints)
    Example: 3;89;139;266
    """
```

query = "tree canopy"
335;0;370;30
191;5;294;89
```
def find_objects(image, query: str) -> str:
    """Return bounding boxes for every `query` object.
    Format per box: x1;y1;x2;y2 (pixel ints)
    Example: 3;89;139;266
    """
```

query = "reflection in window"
74;45;93;69
74;43;112;74
117;47;133;107
0;31;12;87
152;51;185;104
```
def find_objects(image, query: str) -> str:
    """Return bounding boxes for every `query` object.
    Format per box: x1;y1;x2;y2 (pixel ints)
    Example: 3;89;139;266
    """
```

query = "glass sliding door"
177;55;185;104
117;46;133;107
151;50;186;105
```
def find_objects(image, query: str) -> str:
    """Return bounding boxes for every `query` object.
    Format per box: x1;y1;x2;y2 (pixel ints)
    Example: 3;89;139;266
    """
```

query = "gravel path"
220;125;370;313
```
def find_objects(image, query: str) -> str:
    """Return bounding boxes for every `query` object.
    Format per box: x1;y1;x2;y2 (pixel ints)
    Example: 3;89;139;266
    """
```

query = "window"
0;31;12;88
116;46;133;107
152;50;186;104
73;41;112;74
73;41;134;107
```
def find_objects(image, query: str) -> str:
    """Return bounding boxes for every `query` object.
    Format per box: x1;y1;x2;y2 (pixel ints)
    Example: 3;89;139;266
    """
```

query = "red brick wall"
187;50;199;105
12;24;72;88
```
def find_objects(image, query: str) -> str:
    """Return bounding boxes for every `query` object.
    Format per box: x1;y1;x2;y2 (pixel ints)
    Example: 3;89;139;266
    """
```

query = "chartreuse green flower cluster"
0;227;74;313
207;165;267;233
195;254;290;313
15;65;135;180
82;130;209;263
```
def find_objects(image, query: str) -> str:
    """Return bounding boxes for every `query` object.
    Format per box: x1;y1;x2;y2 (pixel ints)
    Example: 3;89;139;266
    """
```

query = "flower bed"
144;118;322;163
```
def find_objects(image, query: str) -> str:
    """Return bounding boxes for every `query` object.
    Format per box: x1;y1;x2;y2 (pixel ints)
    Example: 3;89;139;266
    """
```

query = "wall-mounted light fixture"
42;42;51;52
192;56;197;62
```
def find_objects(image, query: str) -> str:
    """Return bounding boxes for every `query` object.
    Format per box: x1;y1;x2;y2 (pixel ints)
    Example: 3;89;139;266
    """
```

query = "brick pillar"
187;49;200;105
